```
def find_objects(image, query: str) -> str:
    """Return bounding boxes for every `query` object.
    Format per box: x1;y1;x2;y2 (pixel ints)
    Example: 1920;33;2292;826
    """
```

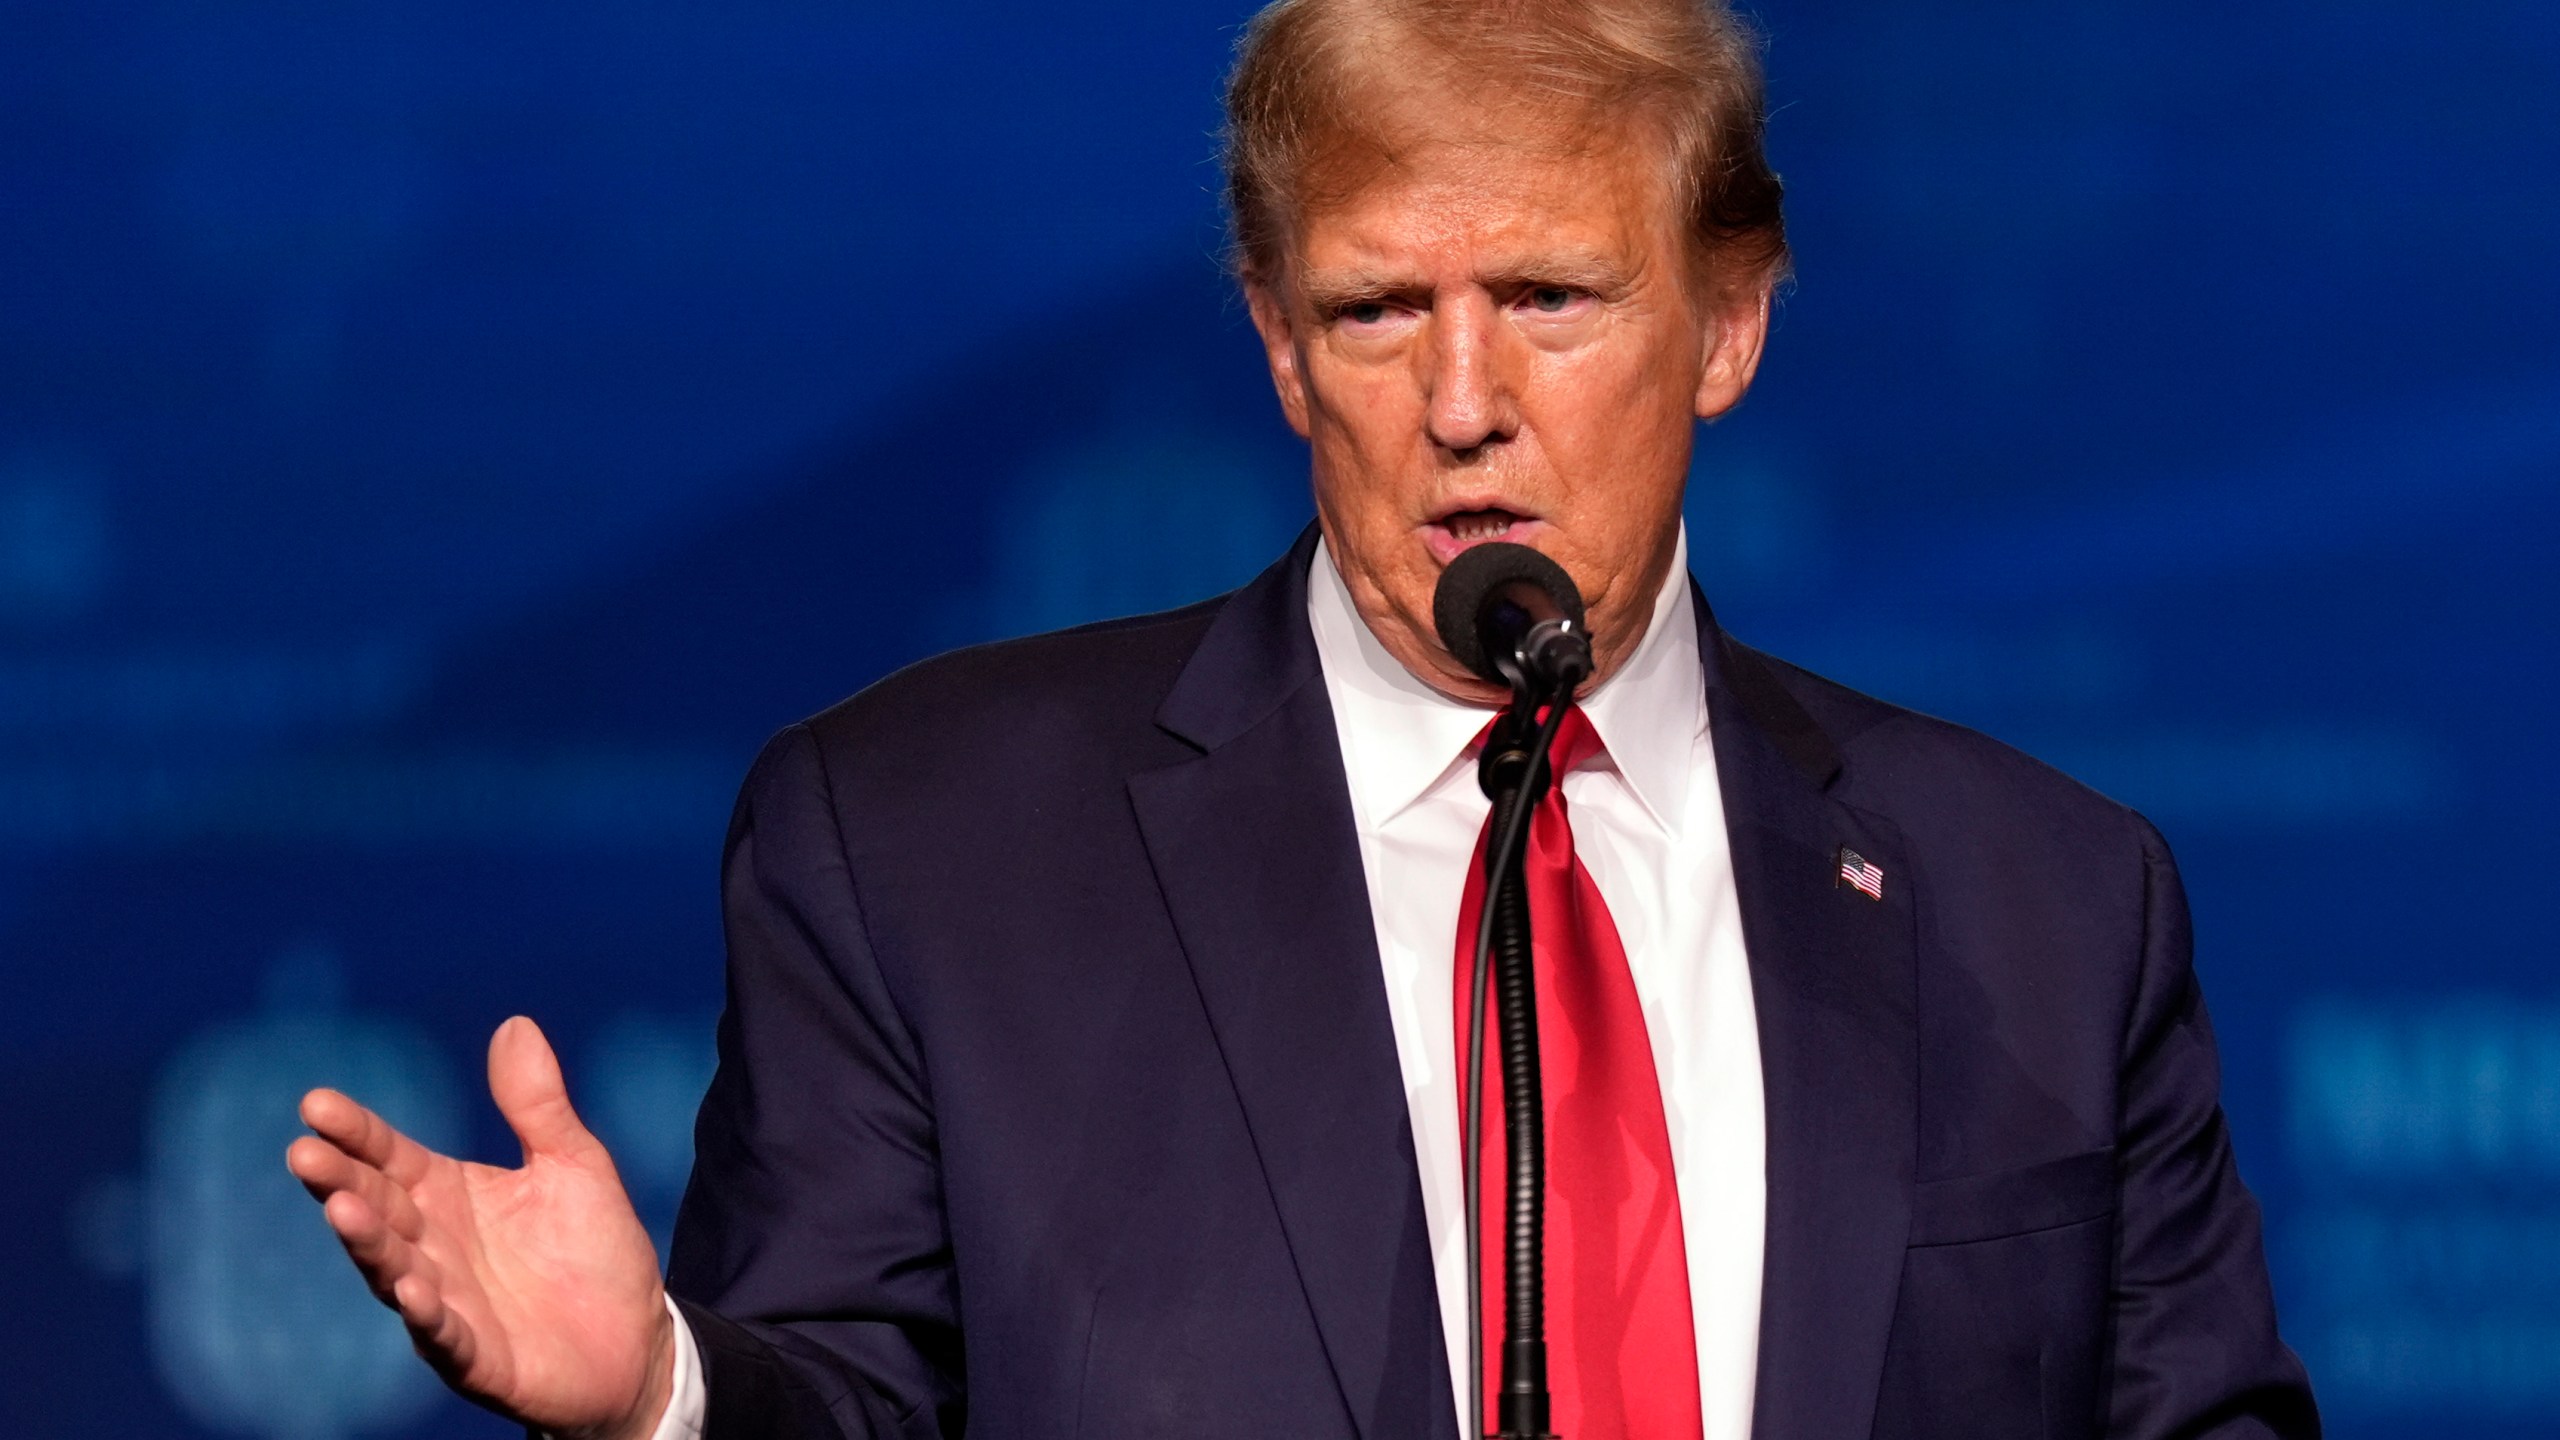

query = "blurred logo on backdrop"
77;945;466;1440
2288;997;2560;1419
70;946;718;1438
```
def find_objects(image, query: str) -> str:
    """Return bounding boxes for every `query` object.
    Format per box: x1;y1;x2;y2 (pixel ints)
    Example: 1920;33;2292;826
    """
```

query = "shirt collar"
1307;528;1705;835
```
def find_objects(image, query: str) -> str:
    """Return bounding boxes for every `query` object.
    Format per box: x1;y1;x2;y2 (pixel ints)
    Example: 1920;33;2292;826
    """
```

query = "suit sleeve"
663;723;965;1440
2104;817;2319;1438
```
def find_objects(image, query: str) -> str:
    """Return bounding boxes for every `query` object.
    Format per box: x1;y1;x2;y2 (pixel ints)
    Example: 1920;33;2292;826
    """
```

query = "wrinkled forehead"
1274;86;1686;291
1300;60;1671;206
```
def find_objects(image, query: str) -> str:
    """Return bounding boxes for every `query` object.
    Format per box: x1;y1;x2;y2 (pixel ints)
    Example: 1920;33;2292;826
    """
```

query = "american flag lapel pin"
1836;846;1885;901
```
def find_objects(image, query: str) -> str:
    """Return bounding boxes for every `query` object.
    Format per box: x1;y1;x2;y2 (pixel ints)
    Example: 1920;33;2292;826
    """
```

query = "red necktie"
1453;708;1703;1440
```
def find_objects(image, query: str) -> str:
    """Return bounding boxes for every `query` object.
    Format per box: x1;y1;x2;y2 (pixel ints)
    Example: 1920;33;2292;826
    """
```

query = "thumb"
488;1015;604;1166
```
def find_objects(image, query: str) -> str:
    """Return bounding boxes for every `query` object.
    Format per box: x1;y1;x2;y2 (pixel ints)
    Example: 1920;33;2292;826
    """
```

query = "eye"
1341;301;1391;326
1526;286;1578;313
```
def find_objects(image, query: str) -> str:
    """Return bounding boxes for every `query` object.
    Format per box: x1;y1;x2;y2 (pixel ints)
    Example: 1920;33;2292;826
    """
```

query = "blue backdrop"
4;3;2555;1436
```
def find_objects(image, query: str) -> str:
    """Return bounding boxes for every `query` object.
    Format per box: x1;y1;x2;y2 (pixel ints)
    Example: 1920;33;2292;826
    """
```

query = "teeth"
1449;511;1514;542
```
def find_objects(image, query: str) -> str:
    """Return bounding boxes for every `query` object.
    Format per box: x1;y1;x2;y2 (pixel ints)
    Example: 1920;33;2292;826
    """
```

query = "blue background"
4;2;2556;1436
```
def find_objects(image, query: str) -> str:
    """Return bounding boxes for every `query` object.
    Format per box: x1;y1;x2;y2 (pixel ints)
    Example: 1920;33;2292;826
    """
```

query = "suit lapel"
1697;592;1919;1440
1128;529;1456;1440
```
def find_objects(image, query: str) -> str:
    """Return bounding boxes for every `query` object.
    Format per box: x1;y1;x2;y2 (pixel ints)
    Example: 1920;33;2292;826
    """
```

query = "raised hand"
287;1016;676;1440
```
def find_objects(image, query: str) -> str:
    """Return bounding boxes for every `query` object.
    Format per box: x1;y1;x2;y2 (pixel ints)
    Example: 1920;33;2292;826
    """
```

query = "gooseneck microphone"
1432;541;1590;1440
1432;541;1594;696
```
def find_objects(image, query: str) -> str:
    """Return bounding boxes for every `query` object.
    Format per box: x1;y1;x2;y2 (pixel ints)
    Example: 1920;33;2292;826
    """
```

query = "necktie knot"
1471;705;1605;783
1546;705;1604;777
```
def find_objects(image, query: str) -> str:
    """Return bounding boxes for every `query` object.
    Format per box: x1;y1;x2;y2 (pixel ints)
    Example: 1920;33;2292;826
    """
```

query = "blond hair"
1221;0;1788;290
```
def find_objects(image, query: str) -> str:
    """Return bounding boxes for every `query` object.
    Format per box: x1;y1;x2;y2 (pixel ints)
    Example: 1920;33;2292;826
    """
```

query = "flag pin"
1836;846;1884;901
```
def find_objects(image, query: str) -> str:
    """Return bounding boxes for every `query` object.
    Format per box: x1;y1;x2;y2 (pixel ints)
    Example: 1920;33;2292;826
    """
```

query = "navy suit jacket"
664;528;2318;1440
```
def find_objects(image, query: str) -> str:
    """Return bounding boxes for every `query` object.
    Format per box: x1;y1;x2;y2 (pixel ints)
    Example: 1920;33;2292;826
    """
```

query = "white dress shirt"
649;530;1764;1440
1307;530;1765;1440
647;1292;704;1440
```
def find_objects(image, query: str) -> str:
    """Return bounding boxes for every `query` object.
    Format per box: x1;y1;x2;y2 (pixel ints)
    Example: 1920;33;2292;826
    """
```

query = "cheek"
1306;440;1414;562
1535;356;1693;492
1303;370;1425;509
1525;356;1693;580
1318;377;1422;463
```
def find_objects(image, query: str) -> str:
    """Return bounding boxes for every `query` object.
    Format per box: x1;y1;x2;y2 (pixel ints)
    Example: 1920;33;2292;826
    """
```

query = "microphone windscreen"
1431;541;1585;683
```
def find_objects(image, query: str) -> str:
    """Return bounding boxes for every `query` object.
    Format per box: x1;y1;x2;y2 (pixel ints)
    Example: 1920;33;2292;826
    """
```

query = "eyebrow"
1479;253;1632;292
1296;252;1635;311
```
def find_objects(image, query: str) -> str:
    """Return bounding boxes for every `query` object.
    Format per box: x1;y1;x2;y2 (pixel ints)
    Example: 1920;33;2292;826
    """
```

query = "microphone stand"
1464;683;1571;1440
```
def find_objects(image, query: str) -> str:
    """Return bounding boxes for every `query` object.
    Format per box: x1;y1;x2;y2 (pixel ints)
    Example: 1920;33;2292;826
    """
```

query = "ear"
1693;280;1773;423
1244;277;1315;440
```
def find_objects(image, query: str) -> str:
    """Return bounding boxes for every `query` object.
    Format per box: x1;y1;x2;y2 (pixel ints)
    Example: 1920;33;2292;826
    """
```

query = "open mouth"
1426;505;1541;563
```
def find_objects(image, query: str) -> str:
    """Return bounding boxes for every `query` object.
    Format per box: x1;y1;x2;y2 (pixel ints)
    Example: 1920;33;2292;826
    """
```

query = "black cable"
1463;694;1571;1440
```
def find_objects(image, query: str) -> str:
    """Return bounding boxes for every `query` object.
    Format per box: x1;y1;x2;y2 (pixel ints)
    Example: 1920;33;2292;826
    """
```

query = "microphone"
1432;541;1594;697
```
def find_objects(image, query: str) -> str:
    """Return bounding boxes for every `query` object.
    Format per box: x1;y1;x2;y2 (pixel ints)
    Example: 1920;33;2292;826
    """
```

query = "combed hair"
1221;0;1788;293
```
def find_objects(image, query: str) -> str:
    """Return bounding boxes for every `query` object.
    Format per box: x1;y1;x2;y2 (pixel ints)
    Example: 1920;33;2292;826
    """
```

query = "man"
288;1;2319;1437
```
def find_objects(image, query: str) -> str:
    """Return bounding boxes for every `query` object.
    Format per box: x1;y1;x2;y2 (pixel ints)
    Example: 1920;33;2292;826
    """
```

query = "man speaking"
286;1;2319;1436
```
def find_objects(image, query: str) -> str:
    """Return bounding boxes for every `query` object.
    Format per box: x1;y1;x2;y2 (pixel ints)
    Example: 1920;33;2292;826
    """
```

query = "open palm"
288;1016;675;1440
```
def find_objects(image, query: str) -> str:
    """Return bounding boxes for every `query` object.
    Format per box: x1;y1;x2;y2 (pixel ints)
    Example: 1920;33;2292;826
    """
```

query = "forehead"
1284;102;1684;286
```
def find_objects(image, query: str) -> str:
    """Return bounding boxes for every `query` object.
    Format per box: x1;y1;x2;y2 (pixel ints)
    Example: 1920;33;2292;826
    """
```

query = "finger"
393;1271;478;1381
487;1015;603;1166
286;1135;426;1241
299;1087;436;1188
322;1188;436;1302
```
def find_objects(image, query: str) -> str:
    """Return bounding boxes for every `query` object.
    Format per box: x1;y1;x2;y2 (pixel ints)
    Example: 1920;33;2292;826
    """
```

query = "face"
1246;118;1771;706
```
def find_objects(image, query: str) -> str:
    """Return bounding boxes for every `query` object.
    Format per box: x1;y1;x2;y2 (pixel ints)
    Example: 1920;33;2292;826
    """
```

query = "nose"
1422;292;1518;458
